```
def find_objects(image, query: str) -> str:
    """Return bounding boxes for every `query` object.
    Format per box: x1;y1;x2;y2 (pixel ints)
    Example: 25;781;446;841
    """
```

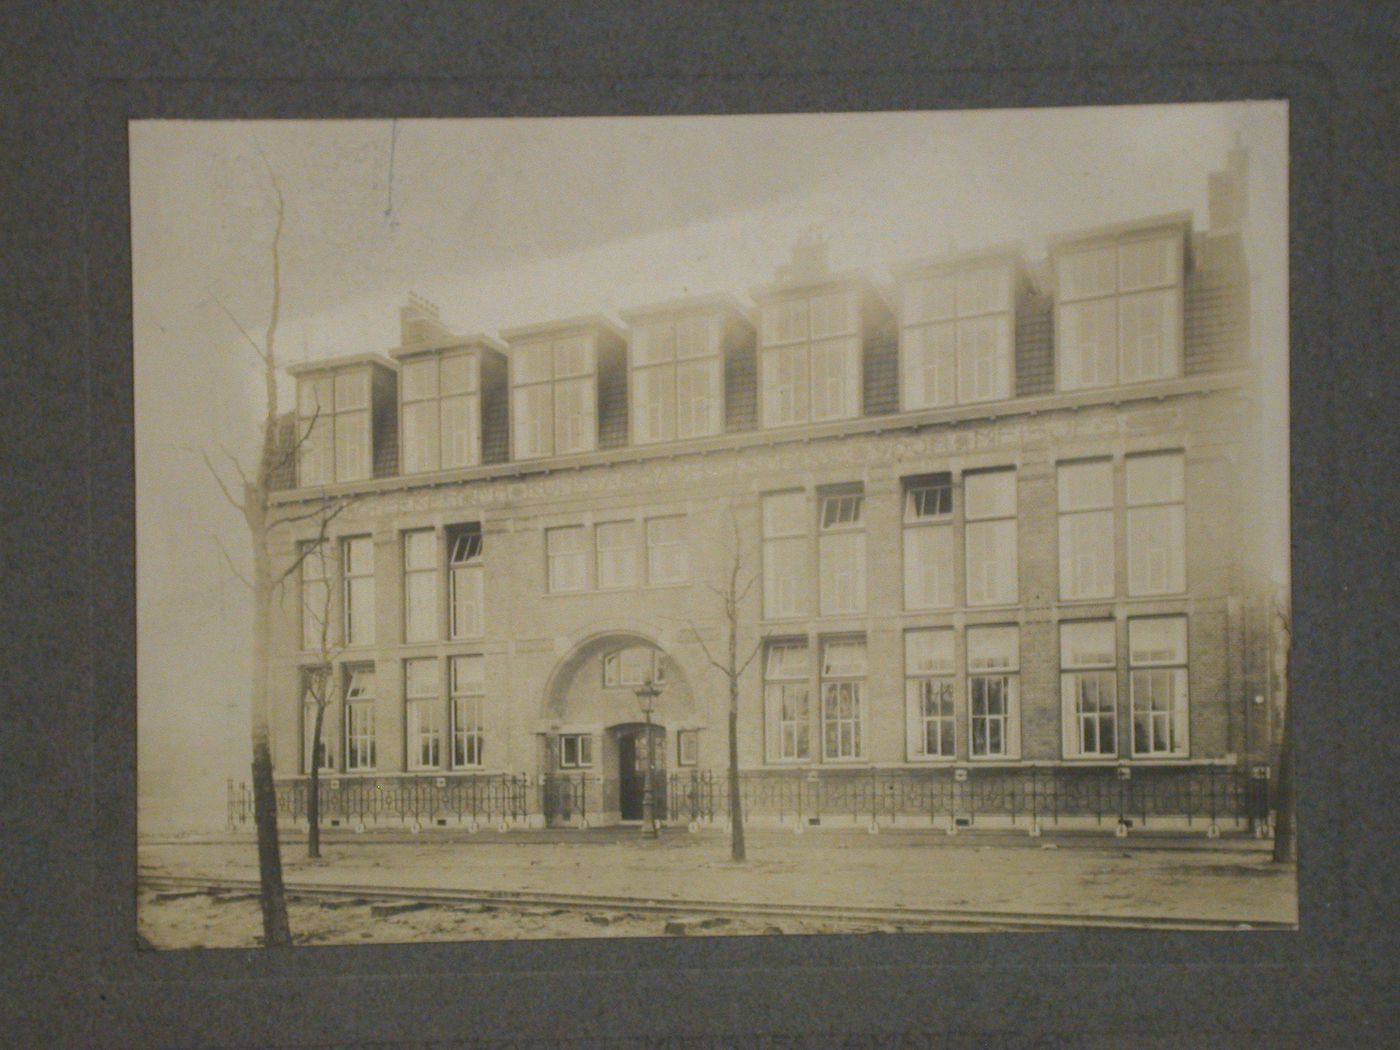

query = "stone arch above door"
540;626;697;728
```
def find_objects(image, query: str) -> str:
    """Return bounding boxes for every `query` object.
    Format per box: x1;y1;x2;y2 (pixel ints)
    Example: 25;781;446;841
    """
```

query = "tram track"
138;872;1292;932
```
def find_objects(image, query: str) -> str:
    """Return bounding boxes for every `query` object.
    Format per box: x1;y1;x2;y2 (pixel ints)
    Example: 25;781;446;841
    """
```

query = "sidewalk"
139;826;1297;927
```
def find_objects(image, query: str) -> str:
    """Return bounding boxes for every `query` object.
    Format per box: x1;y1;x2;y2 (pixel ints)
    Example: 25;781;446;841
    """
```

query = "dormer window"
510;335;597;459
898;262;1014;410
758;289;861;428
630;315;723;444
1055;230;1183;391
401;350;480;473
297;370;372;485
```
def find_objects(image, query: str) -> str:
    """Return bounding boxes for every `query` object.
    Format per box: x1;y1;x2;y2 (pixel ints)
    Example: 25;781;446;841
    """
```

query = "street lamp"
634;677;663;839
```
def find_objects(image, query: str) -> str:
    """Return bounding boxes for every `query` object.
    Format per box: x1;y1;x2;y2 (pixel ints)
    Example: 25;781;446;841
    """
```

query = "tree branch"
200;449;244;513
210;296;270;366
271;497;356;590
684;618;733;679
214;534;254;591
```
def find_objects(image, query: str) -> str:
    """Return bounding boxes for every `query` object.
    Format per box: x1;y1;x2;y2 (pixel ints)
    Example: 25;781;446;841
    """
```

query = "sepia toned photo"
133;103;1293;949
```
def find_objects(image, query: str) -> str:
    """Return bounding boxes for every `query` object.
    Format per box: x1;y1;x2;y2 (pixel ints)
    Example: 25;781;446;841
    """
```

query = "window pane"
964;469;1016;519
822;640;867;677
905;629;955;675
955;315;1011;403
451;654;485;694
511;383;553;459
767;642;809;678
553;337;594;378
903;322;956;409
402;358;438;401
1126;452;1184;505
1058;298;1119;390
546;526;588;592
1129;617;1187;666
1058;245;1117;301
553;376;595;454
810;337;858;421
334;370;368;410
966;518;1018;605
513;343;553;384
402;399;439;474
819;529;866;614
1059;509;1114;600
596;521;638;588
439;394;478;468
298;376;333;417
1127;505;1185;595
968;626;1018;671
763;491;806;537
1061;621;1116;668
1118;235;1178;292
405;658;437;697
450;564;482;638
646;516;688;584
761;346;810;426
403;529;435;570
298;415;332;487
903;275;956;325
634;322;676;366
334;410;370;481
675;358;721;438
956;266;1010;316
763;536;806;617
1119;289;1179;383
904;524;953;609
905;480;952;521
632;364;675;444
1058;460;1113;511
439;352;477;395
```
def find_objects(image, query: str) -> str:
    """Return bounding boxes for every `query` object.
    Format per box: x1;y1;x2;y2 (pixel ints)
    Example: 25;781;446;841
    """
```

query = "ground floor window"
1060;620;1118;758
905;628;955;759
820;639;866;761
677;729;698;767
559;733;593;768
764;641;811;762
1129;616;1189;756
967;626;1019;759
405;658;441;770
343;666;377;771
451;655;484;768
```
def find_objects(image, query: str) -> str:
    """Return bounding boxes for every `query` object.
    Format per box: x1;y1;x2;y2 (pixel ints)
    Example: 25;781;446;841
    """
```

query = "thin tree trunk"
728;698;745;862
249;519;292;945
307;702;326;859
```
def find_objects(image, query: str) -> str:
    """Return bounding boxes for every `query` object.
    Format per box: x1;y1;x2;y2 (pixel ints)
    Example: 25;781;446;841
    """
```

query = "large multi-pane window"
905;629;955;759
448;525;484;638
820;640;866;761
1127;451;1186;595
603;647;665;688
341;536;375;646
818;490;865;615
1058;459;1115;600
759;290;860;428
401;351;480;473
402;529;438;643
343;666;377;771
300;540;332;651
546;525;589;593
450;655;485;768
404;658;441;771
511;336;596;459
631;316;723;444
900;264;1013;409
762;491;807;619
764;641;810;763
1129;617;1189;756
596;521;638;589
968;626;1019;759
1056;232;1182;391
964;469;1018;606
1060;621;1118;758
903;474;954;610
645;517;688;585
297;369;372;485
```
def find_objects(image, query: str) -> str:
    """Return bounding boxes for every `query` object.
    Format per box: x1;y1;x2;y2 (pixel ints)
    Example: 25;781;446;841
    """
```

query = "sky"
131;103;1289;832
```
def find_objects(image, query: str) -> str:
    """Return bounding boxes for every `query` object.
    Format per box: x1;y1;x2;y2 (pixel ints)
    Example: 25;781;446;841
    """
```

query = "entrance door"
617;725;666;821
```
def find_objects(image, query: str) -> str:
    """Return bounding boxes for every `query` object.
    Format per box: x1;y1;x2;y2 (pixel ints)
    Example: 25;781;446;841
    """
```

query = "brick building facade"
250;148;1281;835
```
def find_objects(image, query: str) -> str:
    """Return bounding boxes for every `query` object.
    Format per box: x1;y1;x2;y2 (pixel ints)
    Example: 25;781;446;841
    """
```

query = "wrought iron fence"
228;774;531;830
666;765;1271;831
230;765;1270;832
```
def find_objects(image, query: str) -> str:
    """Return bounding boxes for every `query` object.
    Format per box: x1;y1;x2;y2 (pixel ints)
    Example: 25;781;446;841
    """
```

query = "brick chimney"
399;292;453;346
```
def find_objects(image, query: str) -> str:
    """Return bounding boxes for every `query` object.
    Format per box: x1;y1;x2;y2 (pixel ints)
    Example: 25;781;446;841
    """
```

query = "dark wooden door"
617;726;666;821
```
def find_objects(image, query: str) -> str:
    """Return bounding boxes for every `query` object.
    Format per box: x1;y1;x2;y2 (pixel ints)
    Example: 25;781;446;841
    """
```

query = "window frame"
1128;616;1190;758
1126;451;1186;597
510;336;598;460
902;474;955;611
401;350;481;474
343;665;377;772
676;729;699;767
450;654;485;769
645;515;689;586
1059;620;1119;760
763;640;812;764
595;520;639;591
904;628;956;761
966;625;1020;760
602;647;665;689
819;638;867;762
402;528;439;643
758;289;861;429
341;535;376;647
761;490;808;620
963;468;1019;607
559;733;594;769
1057;459;1116;601
817;488;866;616
545;524;590;594
448;525;484;639
899;264;1014;411
404;657;442;771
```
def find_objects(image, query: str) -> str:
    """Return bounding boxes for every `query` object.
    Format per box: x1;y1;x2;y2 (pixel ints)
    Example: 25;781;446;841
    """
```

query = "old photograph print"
133;104;1293;948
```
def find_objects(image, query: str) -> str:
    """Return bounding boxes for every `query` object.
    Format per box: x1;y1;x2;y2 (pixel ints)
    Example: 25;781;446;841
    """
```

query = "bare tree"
687;502;763;862
199;170;300;946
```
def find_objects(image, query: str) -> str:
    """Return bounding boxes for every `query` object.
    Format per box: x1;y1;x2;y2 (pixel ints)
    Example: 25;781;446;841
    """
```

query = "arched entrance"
539;630;696;826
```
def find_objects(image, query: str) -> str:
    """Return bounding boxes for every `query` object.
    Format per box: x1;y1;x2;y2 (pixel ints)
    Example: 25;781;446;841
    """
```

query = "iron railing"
228;773;531;830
